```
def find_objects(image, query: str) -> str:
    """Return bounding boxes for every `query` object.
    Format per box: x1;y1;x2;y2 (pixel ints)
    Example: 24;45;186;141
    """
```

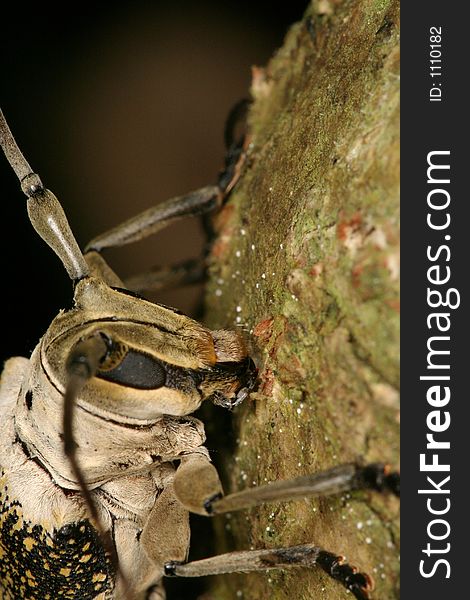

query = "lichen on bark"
202;0;399;598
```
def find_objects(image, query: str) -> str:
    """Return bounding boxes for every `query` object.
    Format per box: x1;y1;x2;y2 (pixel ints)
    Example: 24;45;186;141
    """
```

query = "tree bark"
203;1;399;598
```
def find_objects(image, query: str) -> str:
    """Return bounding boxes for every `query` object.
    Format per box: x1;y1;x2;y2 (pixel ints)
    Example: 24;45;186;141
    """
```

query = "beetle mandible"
0;105;398;600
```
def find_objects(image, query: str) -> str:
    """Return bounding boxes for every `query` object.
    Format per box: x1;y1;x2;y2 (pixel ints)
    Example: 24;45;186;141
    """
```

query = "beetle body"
0;271;255;599
1;355;198;599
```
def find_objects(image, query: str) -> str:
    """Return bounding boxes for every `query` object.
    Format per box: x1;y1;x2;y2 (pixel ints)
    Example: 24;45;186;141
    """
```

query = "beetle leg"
173;460;398;517
123;257;206;294
205;463;399;515
217;98;250;194
163;545;373;600
173;453;224;517
85;227;206;295
85;185;221;253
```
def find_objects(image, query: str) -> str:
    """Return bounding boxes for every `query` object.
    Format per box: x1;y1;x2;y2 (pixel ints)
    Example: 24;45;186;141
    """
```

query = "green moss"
204;0;399;598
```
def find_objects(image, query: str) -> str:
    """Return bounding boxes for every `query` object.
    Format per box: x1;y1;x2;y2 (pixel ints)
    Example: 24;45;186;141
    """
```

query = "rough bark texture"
202;1;399;599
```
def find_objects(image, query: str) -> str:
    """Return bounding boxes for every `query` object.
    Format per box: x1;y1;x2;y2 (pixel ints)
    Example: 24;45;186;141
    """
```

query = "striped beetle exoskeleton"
0;108;398;600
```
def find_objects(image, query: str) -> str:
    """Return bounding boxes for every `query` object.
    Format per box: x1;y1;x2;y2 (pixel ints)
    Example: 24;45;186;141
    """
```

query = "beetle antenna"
64;334;134;599
0;108;37;183
0;108;89;281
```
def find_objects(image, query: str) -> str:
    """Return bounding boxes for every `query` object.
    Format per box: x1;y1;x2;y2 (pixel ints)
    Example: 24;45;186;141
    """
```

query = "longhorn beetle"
0;106;399;600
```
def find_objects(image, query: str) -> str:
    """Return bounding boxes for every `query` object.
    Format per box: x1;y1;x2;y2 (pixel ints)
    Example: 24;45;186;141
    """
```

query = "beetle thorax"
14;345;207;491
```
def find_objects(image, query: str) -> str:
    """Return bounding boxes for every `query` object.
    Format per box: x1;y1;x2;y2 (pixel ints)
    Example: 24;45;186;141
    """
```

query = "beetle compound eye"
97;350;167;390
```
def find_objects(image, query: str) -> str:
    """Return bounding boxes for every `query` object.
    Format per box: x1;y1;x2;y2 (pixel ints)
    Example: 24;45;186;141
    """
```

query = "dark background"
0;1;307;364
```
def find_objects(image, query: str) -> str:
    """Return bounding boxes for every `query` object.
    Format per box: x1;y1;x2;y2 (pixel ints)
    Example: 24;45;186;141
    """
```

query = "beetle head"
40;276;256;421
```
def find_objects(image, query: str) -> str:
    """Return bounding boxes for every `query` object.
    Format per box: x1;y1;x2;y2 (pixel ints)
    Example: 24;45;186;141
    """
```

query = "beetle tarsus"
317;551;373;600
353;463;400;497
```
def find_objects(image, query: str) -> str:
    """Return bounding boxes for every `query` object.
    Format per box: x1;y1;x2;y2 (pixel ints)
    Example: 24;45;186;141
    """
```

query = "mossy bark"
202;1;399;599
